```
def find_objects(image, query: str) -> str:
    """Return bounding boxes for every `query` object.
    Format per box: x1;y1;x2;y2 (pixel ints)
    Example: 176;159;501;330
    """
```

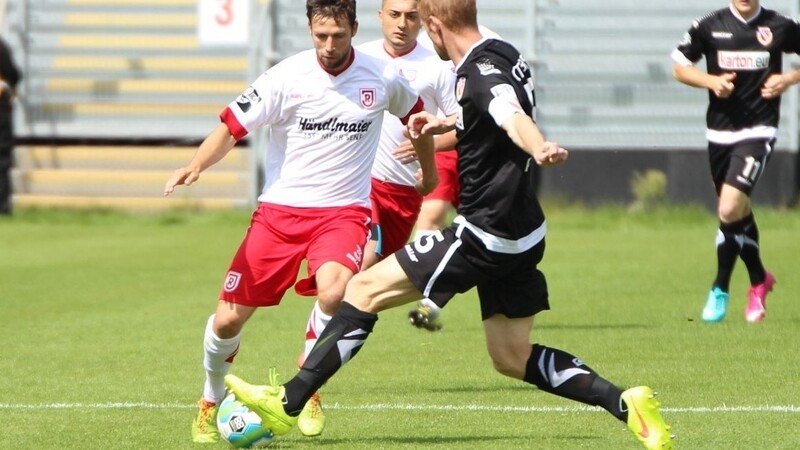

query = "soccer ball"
216;393;275;448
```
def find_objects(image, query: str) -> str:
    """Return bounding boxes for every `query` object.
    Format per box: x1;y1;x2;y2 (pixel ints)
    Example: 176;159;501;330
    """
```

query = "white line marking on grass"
0;402;798;413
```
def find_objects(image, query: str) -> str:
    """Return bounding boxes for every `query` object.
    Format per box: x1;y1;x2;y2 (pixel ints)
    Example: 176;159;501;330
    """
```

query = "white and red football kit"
357;39;459;256
425;150;460;207
219;48;423;305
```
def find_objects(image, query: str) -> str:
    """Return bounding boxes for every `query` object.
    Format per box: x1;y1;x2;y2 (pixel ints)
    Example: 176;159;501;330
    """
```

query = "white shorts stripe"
422;222;465;298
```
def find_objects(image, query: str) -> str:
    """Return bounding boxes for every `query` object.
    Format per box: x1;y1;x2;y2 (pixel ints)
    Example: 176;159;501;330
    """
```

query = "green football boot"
191;398;220;443
224;369;297;436
621;386;673;449
298;392;326;437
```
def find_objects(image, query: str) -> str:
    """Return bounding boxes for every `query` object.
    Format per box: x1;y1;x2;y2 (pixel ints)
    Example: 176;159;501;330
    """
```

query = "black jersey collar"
455;37;491;72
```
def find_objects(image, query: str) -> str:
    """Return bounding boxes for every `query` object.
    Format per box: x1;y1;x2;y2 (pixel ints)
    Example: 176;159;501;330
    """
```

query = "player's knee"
317;286;347;314
212;312;246;339
487;348;526;380
344;271;380;312
489;356;524;379
717;201;747;222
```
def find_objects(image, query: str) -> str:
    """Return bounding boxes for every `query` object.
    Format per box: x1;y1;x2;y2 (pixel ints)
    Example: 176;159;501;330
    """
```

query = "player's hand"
393;139;419;164
414;167;439;196
761;73;788;99
164;167;200;196
711;72;736;98
534;141;568;167
407;111;443;139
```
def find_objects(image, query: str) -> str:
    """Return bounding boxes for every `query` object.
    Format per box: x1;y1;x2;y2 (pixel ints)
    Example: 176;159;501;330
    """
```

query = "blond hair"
418;0;477;31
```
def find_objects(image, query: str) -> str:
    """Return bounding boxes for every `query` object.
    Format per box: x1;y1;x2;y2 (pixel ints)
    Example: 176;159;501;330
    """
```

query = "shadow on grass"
536;323;649;331
430;385;530;394
276;433;601;447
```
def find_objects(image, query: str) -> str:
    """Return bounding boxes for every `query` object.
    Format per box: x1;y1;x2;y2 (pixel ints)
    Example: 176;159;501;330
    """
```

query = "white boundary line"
0;402;798;413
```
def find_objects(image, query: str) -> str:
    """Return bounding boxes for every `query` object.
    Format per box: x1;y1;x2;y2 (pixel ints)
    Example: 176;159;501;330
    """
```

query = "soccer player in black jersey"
225;0;673;448
671;0;800;323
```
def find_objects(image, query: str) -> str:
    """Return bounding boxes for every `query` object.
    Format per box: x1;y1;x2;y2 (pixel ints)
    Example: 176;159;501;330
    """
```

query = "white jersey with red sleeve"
357;40;459;186
220;48;423;208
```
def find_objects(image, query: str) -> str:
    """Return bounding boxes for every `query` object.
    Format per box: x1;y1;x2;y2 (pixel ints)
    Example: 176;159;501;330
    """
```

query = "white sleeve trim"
671;48;695;67
488;94;524;127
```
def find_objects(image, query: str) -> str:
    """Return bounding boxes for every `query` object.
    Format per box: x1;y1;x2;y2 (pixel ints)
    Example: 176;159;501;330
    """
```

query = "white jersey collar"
455;37;490;72
729;3;763;24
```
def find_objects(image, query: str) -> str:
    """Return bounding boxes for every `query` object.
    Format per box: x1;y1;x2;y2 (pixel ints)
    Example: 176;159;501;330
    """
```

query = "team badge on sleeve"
235;87;261;113
490;83;516;99
360;88;376;108
476;59;501;76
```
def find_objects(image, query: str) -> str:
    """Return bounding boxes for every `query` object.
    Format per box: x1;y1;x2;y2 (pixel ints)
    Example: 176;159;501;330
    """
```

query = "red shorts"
424;150;460;207
369;178;422;257
220;202;371;307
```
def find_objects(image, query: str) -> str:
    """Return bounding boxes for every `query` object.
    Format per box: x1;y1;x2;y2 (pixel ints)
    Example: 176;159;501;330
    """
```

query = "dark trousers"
0;107;13;215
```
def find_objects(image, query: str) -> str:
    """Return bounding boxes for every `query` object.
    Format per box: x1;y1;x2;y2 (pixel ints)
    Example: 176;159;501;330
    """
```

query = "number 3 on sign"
198;0;250;46
215;0;233;25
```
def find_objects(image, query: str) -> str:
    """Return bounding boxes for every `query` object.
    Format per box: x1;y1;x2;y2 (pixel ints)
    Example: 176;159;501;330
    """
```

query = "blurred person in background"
0;35;21;216
164;0;433;443
671;0;800;323
357;0;458;332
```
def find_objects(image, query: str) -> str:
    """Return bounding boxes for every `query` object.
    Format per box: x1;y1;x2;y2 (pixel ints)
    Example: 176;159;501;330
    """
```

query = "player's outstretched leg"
227;302;378;436
191;399;220;443
524;344;673;449
745;271;775;323
702;287;729;322
224;369;297;436
408;298;443;331
621;386;674;450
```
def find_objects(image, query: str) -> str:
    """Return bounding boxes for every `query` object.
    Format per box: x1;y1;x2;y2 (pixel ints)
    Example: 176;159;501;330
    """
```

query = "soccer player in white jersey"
357;0;458;271
164;0;434;443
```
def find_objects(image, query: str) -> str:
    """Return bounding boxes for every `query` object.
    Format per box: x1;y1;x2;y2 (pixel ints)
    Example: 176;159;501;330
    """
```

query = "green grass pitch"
1;205;798;449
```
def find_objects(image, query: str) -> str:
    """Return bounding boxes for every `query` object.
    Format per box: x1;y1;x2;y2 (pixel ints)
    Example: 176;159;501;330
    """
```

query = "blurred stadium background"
2;0;799;212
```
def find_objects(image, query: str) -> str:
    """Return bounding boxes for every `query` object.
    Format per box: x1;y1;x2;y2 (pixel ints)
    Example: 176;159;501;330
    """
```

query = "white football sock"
302;300;332;364
202;314;240;404
419;298;441;315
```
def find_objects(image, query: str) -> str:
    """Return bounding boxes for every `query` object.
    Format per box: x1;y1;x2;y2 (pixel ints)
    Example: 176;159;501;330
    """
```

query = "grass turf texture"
1;205;799;449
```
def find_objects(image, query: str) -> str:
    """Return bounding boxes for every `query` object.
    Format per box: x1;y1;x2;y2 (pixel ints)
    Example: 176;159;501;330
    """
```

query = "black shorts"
708;138;774;196
395;222;550;321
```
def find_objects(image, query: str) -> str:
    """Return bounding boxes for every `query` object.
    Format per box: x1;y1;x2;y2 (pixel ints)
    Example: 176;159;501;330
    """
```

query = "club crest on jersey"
360;88;376;108
223;271;242;292
756;27;773;46
456;77;466;101
399;68;417;81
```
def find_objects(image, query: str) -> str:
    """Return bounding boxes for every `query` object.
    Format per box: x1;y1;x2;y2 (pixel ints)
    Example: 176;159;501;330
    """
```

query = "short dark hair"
306;0;357;28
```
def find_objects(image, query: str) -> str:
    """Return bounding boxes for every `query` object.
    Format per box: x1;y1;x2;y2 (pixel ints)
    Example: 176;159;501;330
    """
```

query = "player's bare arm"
164;123;237;196
409;129;439;195
673;63;736;98
501;113;567;167
393;129;458;164
761;69;800;99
